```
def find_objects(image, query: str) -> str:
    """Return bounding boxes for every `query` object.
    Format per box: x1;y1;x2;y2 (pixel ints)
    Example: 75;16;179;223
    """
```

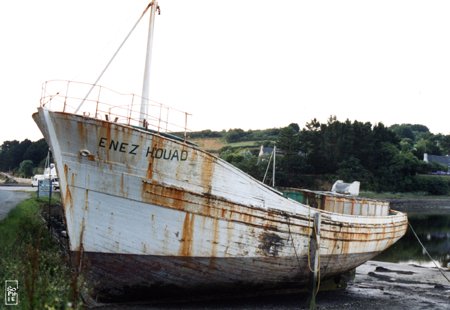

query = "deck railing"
282;188;390;217
40;80;191;139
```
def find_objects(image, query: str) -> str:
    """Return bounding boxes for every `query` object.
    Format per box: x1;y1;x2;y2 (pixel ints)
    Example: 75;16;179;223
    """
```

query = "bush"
18;160;34;178
414;175;450;195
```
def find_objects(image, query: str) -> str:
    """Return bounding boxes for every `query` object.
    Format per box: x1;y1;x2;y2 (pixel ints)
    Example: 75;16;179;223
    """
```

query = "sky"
1;0;450;145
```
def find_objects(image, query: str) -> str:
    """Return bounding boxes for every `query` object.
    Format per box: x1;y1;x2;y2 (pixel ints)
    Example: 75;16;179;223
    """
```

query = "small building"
423;153;450;174
258;145;274;157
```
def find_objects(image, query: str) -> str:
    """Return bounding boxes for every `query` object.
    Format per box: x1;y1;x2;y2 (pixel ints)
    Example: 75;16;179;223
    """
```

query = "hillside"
188;128;279;155
184;122;450;195
189;137;226;154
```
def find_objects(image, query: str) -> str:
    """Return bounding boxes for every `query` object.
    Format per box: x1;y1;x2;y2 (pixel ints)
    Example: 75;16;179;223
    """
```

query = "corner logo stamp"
5;280;18;306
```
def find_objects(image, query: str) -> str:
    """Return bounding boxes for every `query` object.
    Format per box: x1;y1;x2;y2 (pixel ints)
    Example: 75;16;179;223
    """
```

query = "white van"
31;174;45;187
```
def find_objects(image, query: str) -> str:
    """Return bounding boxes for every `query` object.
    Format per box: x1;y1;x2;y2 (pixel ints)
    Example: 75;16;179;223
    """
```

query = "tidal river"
375;213;450;268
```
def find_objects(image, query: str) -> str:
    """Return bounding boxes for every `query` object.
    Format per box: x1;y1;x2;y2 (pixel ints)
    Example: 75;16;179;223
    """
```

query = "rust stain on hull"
211;217;220;258
140;180;407;251
142;181;186;211
180;213;194;256
63;164;73;213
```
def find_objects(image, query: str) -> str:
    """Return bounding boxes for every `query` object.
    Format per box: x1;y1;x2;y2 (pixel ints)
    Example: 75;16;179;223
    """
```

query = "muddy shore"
92;260;450;309
312;260;450;310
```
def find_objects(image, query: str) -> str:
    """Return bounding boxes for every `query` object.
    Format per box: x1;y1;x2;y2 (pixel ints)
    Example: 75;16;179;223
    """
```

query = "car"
51;177;60;191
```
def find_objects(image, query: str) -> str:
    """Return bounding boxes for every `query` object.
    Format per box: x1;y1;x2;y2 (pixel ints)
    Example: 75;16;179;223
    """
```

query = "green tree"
0;140;31;171
221;148;264;180
370;142;400;191
276;153;307;187
439;135;450;155
287;123;300;133
336;156;372;184
275;125;306;186
225;128;246;143
277;126;299;153
0;140;20;171
299;119;327;174
18;160;34;178
23;138;48;166
389;123;430;141
214;118;445;193
414;136;441;159
0;139;48;173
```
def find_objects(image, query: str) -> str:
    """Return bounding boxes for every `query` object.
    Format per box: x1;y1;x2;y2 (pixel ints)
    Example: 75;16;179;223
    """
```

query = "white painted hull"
33;107;407;299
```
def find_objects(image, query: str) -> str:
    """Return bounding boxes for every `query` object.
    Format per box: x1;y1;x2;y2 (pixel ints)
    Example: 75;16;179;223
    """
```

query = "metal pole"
140;1;159;125
184;112;188;142
272;145;276;187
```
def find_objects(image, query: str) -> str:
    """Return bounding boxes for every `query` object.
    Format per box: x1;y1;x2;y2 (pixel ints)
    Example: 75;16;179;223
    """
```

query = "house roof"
426;154;450;166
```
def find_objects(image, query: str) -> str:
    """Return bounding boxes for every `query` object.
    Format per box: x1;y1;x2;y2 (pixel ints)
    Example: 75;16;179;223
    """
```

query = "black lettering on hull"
99;137;189;161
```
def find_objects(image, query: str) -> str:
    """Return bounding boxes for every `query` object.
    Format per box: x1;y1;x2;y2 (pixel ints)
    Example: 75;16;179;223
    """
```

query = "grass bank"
0;197;82;309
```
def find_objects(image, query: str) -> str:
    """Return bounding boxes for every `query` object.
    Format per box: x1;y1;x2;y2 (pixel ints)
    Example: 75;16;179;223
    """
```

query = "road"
0;186;35;221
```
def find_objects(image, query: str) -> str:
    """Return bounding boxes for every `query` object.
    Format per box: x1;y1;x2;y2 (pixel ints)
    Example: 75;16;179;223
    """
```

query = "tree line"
222;117;450;195
0;139;48;177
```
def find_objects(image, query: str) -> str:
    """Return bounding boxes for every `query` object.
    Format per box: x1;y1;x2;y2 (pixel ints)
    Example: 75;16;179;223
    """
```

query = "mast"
272;145;276;187
140;1;159;126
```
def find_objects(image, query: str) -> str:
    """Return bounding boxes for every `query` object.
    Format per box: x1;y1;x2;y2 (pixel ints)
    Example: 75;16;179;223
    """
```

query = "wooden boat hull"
33;106;408;300
80;251;376;300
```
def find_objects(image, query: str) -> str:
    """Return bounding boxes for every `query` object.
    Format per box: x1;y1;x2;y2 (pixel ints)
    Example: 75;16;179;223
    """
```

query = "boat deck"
282;188;390;217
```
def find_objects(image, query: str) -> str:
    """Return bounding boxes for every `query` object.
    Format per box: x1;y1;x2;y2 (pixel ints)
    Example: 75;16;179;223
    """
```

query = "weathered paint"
283;188;390;216
33;107;408;299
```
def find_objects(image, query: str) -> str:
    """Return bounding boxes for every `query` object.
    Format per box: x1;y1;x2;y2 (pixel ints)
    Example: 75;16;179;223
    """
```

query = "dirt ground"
0;172;32;185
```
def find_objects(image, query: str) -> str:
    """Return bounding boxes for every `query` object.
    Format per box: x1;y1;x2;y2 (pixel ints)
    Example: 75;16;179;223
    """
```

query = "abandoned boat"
33;1;408;300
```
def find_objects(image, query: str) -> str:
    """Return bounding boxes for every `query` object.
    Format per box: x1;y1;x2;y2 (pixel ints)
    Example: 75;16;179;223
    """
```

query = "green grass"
227;141;262;148
0;197;82;309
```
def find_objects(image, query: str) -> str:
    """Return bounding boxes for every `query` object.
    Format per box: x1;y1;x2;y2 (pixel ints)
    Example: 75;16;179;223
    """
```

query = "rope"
408;222;450;283
287;216;302;266
74;1;155;114
286;211;321;296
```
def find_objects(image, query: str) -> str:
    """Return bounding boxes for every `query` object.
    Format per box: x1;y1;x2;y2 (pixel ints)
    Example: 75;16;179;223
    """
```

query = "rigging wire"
74;1;155;114
262;148;274;185
408;222;450;283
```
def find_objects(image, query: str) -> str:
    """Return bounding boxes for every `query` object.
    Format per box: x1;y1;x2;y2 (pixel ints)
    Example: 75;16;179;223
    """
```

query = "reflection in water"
375;214;450;268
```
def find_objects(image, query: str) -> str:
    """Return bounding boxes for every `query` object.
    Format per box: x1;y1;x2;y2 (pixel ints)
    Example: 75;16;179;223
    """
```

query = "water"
375;213;450;268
